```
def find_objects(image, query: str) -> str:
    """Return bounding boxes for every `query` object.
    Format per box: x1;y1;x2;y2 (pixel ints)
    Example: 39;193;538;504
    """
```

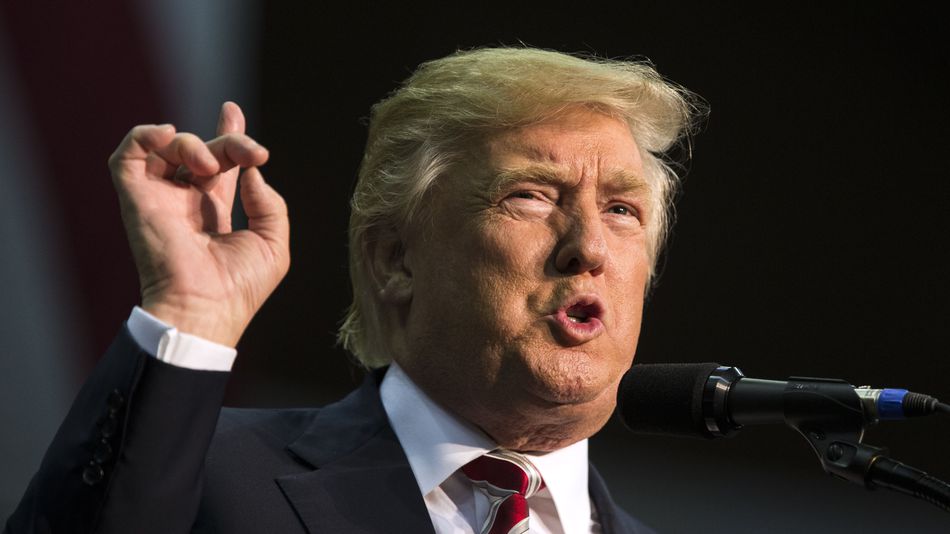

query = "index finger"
205;134;270;171
108;124;176;169
216;102;246;137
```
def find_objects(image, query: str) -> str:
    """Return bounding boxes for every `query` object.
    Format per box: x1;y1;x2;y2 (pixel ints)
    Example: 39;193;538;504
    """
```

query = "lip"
545;293;606;345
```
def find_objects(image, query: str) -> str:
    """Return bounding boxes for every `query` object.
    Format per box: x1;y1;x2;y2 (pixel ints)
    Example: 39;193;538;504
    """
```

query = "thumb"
241;167;289;248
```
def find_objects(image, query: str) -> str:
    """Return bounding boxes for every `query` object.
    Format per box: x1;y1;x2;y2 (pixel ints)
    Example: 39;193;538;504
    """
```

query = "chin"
525;352;619;406
534;377;602;405
525;349;619;404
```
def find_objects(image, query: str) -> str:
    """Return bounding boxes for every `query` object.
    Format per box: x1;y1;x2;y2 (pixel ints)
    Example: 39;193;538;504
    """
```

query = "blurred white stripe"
135;0;262;138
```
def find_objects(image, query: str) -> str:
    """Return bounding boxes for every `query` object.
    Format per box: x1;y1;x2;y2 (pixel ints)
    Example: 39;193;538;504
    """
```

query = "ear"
365;225;413;305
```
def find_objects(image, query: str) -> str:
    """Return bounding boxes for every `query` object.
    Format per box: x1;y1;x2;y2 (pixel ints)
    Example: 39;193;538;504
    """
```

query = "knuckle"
174;132;203;148
223;133;250;153
225;132;252;145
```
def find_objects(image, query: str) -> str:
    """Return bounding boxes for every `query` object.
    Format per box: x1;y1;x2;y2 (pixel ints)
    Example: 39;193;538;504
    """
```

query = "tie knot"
461;450;544;498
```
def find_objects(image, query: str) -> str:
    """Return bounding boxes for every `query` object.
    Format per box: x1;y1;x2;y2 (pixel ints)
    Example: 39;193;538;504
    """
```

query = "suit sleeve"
4;325;230;534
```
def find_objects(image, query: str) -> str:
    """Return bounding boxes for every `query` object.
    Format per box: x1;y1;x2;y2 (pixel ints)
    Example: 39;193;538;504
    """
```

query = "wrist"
142;298;247;347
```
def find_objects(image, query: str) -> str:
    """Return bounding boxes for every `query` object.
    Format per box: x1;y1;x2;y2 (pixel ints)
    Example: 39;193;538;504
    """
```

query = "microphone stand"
778;377;950;512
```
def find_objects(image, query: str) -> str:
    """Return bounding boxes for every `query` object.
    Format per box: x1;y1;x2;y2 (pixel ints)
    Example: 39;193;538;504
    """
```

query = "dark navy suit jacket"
6;326;655;533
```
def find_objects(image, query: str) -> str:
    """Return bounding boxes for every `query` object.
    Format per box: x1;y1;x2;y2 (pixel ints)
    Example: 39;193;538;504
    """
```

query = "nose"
554;207;607;276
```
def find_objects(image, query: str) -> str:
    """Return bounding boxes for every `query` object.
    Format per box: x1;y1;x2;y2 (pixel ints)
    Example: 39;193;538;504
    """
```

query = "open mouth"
548;295;606;344
556;296;605;326
565;302;600;323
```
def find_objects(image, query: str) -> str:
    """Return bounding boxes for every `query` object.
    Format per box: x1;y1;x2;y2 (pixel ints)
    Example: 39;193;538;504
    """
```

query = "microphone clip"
779;376;886;487
705;369;887;486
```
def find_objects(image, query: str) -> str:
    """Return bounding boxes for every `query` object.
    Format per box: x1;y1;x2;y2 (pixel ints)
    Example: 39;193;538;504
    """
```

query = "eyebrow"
488;163;648;197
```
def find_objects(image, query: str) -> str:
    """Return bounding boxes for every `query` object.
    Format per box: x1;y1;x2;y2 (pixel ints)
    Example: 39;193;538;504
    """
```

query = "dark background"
2;2;948;531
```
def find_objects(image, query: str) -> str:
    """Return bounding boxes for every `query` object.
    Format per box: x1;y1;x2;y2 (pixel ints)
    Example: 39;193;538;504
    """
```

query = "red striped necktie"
461;450;545;534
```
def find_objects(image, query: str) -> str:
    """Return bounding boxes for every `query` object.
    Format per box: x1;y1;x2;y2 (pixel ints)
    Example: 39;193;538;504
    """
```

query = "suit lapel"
276;369;435;534
274;369;646;534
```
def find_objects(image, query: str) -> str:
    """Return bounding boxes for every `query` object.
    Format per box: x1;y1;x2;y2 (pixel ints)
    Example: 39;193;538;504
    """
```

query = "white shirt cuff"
126;306;237;372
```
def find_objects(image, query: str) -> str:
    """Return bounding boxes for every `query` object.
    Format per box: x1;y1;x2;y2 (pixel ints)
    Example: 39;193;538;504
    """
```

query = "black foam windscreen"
616;362;721;439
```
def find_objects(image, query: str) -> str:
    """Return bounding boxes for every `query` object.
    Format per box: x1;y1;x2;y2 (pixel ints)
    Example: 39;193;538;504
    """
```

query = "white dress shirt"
380;362;599;534
126;306;237;370
126;306;600;533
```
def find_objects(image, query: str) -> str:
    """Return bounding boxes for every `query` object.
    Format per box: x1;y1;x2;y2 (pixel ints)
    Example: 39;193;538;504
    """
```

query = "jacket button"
107;389;125;412
82;463;105;486
93;440;113;464
98;415;118;438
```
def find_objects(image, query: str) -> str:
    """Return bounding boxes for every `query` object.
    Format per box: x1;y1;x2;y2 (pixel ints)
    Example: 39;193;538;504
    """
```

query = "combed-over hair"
338;47;700;367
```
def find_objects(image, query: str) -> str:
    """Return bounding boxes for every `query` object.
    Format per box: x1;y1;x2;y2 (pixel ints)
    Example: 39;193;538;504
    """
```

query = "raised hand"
109;102;290;346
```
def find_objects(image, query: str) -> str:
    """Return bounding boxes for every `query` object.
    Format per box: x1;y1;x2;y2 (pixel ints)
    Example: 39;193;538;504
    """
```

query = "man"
6;47;696;533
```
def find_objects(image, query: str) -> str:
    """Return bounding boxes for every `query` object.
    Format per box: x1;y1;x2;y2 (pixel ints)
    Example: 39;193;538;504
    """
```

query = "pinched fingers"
156;132;221;179
171;133;269;192
109;110;267;197
206;134;270;172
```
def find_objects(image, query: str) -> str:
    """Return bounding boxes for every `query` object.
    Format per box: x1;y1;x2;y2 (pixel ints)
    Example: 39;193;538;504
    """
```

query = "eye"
506;190;554;204
501;190;557;216
607;204;639;218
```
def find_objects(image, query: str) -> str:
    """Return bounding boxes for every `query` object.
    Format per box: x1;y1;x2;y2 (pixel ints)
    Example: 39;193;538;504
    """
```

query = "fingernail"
173;166;192;185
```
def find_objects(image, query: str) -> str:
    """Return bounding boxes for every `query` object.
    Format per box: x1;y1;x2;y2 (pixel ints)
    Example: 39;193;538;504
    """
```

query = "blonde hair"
339;47;701;367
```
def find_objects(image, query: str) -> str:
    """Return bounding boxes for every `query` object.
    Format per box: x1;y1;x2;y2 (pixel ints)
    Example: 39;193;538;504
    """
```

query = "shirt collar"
525;441;590;534
380;362;591;533
380;362;495;495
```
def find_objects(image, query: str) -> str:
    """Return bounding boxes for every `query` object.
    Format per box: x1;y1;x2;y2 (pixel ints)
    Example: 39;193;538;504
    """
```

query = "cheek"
470;219;554;299
416;218;553;322
606;240;650;337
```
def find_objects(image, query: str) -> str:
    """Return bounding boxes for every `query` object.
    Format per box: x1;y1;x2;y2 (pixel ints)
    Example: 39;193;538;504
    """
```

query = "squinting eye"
608;204;637;217
512;191;536;200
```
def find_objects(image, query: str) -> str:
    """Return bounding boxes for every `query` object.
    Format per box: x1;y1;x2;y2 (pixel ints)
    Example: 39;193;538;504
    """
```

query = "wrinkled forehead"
486;162;648;199
476;111;648;194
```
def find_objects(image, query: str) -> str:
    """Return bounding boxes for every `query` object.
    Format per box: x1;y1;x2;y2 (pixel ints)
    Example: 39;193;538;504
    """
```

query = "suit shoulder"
206;407;322;472
201;408;318;502
213;406;320;445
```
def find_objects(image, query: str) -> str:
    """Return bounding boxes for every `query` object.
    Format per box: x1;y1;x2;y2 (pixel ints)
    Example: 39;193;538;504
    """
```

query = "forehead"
481;110;645;190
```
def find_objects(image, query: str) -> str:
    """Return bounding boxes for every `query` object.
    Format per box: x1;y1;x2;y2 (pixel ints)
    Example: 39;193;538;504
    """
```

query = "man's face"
395;109;651;451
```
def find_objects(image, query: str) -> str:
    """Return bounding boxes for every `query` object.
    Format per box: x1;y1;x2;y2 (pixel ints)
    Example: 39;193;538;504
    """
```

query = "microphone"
617;363;944;439
617;363;950;513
